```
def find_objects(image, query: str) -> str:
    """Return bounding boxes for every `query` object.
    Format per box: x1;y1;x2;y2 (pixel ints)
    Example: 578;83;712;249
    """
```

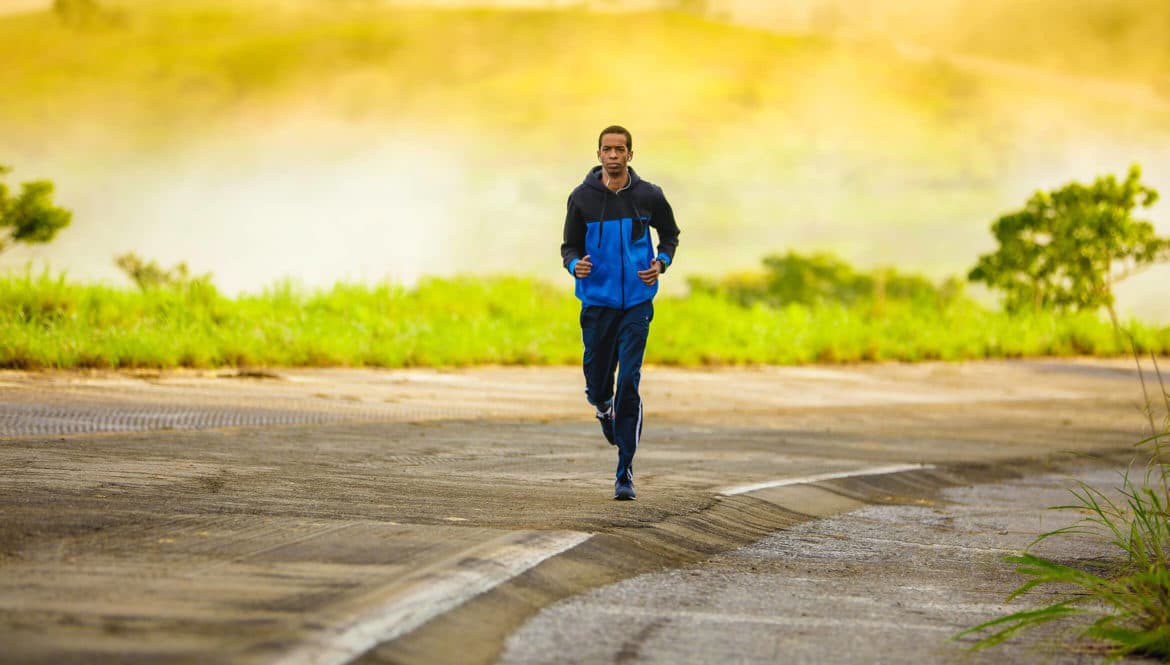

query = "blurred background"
1;0;1167;320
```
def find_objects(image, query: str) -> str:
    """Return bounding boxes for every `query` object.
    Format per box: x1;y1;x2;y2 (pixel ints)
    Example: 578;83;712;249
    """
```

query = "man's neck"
601;169;629;193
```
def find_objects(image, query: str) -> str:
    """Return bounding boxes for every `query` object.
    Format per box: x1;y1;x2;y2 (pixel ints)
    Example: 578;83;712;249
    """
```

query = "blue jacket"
561;166;680;309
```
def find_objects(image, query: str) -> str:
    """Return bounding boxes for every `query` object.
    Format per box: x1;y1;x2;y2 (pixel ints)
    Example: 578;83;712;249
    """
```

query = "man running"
560;125;681;500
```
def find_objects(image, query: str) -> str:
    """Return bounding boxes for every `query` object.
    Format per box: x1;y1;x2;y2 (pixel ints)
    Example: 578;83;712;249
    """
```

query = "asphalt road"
499;464;1143;665
0;360;1164;664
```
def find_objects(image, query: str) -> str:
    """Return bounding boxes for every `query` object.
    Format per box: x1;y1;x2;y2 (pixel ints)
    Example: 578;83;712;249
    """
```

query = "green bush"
687;251;961;309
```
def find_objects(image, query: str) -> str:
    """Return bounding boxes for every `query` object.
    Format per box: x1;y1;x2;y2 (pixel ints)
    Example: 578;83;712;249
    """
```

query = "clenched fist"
637;259;663;286
574;255;593;278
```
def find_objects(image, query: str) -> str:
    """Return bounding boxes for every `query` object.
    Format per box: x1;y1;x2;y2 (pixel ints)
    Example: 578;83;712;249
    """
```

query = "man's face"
597;133;631;176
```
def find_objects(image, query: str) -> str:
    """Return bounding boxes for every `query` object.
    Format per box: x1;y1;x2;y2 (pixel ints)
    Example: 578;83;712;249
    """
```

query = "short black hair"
598;125;632;150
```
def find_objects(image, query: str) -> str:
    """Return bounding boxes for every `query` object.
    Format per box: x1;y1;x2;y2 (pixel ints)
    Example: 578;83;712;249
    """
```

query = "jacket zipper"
618;192;626;308
597;191;607;248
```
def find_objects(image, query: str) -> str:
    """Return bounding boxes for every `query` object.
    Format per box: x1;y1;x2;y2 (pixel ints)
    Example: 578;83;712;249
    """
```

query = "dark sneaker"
614;476;636;501
595;407;616;446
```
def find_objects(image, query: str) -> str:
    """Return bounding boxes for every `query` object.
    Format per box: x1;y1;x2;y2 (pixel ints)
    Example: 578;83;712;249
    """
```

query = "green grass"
3;270;1168;370
0;271;581;368
955;336;1170;659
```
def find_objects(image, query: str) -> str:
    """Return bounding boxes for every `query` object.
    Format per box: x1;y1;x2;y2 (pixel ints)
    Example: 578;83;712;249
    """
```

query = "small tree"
115;252;207;291
0;165;73;255
968;165;1169;326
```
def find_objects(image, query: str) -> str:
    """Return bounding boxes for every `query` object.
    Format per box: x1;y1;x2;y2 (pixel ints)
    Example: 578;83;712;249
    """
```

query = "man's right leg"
580;305;620;444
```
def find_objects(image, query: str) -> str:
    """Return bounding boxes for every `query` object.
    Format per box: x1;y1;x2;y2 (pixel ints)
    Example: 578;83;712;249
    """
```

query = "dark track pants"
580;300;654;482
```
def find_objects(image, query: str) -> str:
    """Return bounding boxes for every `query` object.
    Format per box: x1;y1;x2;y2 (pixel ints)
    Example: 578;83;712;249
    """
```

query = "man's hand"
574;255;593;278
637;259;662;286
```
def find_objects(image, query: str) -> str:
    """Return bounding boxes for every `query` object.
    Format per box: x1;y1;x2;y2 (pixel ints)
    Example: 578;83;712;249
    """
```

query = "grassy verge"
956;332;1170;659
3;271;1168;370
958;419;1170;659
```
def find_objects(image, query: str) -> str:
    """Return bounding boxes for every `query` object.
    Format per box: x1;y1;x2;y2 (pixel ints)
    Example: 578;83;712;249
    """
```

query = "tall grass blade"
956;602;1086;649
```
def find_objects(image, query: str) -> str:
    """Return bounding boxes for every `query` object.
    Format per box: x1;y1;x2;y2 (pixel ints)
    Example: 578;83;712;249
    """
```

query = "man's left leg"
612;300;653;500
581;305;620;445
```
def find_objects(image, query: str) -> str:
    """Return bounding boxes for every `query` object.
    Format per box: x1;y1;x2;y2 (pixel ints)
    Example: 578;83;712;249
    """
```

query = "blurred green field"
1;5;844;144
3;1;1166;139
0;1;1030;175
2;1;1167;310
4;270;1167;369
934;0;1170;87
1;0;1167;329
1;1;1162;169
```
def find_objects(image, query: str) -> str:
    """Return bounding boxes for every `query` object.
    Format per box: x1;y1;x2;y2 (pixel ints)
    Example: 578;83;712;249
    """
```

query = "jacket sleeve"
651;188;680;270
560;193;586;274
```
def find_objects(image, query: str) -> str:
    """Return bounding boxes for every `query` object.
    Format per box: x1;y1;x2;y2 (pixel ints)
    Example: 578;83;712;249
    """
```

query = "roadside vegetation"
959;382;1170;659
955;168;1170;658
3;258;1168;370
0;164;71;256
3;163;1168;370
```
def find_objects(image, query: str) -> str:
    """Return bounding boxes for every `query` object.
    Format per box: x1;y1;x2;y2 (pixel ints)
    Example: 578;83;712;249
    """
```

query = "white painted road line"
719;463;934;496
272;529;593;665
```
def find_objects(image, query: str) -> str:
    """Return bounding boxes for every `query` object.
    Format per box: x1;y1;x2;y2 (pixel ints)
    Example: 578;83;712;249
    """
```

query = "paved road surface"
0;360;1164;663
499;465;1140;665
